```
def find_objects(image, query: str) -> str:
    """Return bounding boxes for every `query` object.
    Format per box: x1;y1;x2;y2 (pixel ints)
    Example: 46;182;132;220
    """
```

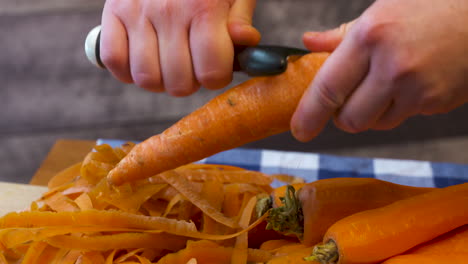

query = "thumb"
228;0;261;46
303;19;356;52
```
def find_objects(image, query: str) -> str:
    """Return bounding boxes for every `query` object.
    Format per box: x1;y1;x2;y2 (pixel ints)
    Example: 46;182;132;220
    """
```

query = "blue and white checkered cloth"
97;139;468;189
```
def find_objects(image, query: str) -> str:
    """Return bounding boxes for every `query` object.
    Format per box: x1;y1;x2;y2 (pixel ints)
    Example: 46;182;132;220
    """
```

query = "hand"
291;0;468;141
100;0;260;96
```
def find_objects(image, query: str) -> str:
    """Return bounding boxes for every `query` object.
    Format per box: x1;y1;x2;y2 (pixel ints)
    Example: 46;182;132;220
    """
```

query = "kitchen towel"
97;139;468;188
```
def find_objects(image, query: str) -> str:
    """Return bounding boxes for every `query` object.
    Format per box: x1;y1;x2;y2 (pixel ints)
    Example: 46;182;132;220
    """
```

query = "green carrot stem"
304;240;339;263
256;195;273;219
265;185;304;238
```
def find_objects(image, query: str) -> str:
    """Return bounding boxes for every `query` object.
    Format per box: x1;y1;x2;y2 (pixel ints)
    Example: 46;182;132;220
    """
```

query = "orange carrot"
262;178;434;245
307;183;468;264
406;224;468;254
381;253;468;264
108;52;329;185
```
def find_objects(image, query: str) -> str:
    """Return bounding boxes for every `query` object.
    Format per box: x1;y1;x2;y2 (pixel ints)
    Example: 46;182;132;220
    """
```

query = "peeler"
85;25;309;77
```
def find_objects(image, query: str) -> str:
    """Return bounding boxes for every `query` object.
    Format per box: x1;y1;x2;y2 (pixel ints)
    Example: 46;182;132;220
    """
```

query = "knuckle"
151;0;176;19
354;15;391;48
385;50;423;88
106;0;138;18
420;89;452;115
191;0;224;12
314;78;344;111
197;70;231;90
167;82;200;97
335;114;366;134
132;72;162;91
100;48;126;71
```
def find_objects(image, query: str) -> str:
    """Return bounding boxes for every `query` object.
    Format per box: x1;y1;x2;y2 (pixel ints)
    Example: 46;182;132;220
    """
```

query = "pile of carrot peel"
0;142;467;264
0;143;305;264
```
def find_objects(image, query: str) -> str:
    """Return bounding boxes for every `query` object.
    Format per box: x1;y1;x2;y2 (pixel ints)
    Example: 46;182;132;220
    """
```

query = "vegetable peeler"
85;25;309;77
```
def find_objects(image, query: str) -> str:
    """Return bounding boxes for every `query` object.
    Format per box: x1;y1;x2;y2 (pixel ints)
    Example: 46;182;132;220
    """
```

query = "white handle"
84;25;105;68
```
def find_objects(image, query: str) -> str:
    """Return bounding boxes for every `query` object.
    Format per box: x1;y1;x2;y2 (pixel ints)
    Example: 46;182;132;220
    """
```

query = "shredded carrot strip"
176;168;273;185
0;250;7;264
159;171;238;228
46;233;186;251
42;192;78;212
74;193;94;210
0;210;197;232
21;241;48;264
47;162;82;189
114;248;145;263
104;249;117;264
162;193;185;217
135;255;153;264
231;196;257;264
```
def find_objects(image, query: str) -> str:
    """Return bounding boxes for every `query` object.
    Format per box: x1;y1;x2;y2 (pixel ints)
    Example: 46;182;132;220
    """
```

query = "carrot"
267;245;317;264
380;254;468;264
260;178;434;245
406;224;468;254
306;182;468;264
107;52;329;185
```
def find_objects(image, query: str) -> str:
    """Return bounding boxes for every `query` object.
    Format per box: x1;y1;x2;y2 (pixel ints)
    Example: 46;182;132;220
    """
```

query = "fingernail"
304;32;319;39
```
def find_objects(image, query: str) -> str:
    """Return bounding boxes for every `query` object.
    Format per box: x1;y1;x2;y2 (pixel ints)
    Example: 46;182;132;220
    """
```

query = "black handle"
233;45;309;76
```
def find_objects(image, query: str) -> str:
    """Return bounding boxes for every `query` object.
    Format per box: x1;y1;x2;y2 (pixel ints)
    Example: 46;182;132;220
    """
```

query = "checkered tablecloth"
97;139;468;188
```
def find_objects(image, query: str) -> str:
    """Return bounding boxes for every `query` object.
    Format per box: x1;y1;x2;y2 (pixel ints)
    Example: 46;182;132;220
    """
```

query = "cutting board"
0;139;96;216
0;182;47;216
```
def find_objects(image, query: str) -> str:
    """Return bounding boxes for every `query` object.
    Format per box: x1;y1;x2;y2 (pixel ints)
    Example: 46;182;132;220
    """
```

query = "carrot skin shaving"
108;53;329;185
231;196;257;264
316;183;468;264
159;171;238;228
47;162;82;189
20;241;47;264
46;232;186;251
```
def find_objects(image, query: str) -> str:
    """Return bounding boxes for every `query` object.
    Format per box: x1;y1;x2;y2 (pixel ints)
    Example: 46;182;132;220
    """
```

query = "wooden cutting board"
0;182;47;216
0;139;96;216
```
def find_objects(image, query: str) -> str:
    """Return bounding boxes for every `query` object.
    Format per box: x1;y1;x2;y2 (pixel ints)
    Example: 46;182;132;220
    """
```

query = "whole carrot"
380;254;468;264
306;183;468;264
108;53;329;185
406;224;468;254
259;178;434;245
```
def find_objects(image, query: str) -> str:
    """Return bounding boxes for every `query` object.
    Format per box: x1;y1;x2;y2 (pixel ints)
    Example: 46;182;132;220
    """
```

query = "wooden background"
3;0;468;183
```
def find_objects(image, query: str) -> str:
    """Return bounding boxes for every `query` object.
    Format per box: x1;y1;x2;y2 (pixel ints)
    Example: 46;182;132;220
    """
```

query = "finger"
290;30;370;142
228;0;261;45
100;7;133;83
371;96;420;130
190;6;233;90
333;64;393;133
303;19;356;52
127;18;163;92
156;23;199;96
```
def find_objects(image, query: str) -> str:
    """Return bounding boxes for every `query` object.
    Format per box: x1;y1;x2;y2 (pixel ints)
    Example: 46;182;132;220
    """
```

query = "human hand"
100;0;260;96
291;0;468;141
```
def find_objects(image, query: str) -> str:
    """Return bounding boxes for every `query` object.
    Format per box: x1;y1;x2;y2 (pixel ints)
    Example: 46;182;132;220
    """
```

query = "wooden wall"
3;0;468;183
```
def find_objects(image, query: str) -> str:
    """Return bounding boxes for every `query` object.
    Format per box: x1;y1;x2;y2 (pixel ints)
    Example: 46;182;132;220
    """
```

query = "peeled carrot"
380;254;468;264
260;178;434;245
108;52;329;185
406;224;468;254
307;182;468;264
